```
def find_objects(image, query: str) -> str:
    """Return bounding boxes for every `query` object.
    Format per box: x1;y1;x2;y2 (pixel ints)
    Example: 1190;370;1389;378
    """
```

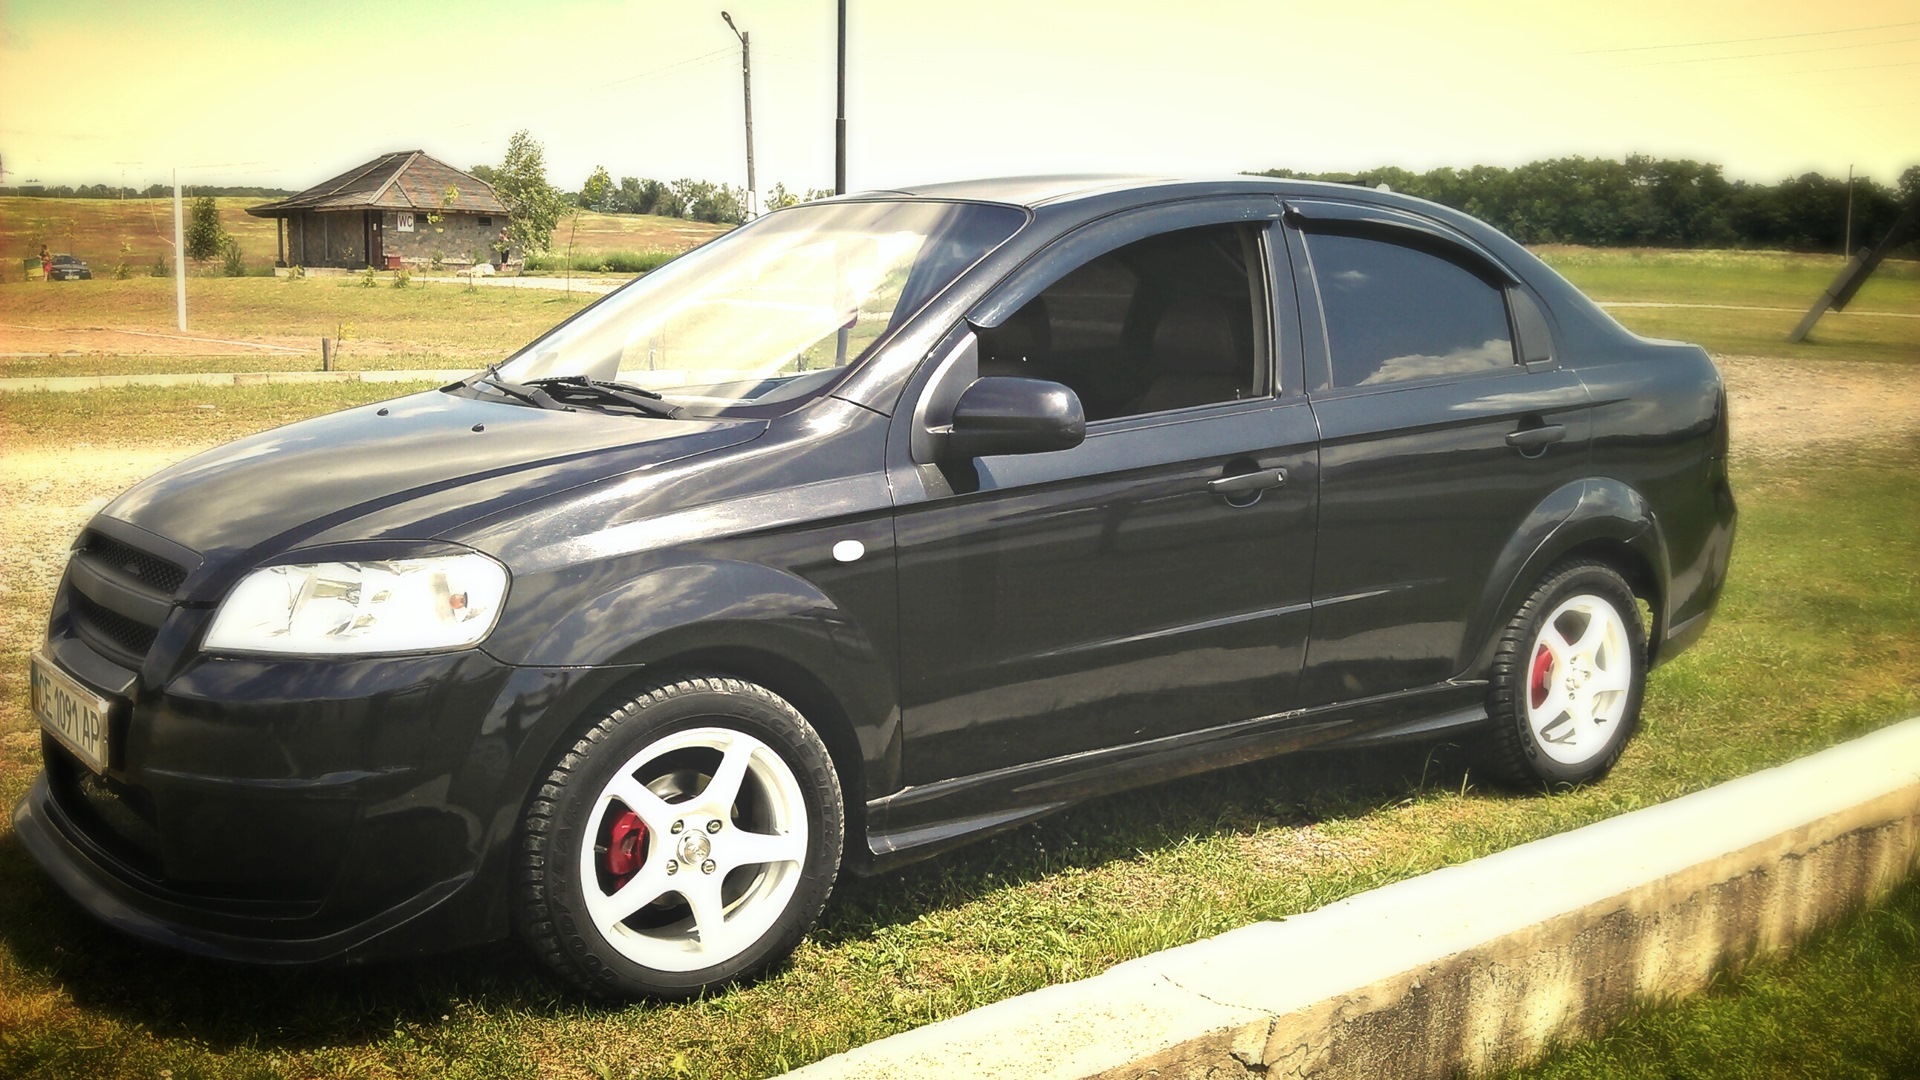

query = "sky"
1;0;1915;196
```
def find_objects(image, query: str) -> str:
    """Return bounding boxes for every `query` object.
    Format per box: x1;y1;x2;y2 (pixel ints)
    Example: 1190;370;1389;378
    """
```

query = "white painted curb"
793;717;1920;1079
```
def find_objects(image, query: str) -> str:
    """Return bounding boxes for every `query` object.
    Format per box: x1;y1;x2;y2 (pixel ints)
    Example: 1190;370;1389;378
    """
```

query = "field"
0;196;723;279
0;246;1917;1078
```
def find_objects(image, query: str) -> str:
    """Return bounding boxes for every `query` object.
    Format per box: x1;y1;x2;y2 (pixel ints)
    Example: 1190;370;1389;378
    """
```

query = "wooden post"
321;337;333;371
276;217;285;267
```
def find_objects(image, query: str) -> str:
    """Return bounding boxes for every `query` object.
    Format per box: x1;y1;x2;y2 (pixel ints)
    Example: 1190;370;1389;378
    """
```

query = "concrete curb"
0;370;468;393
792;717;1920;1079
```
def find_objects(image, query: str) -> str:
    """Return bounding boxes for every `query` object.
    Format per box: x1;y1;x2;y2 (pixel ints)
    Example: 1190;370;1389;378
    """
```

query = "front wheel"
1483;561;1646;790
514;676;844;999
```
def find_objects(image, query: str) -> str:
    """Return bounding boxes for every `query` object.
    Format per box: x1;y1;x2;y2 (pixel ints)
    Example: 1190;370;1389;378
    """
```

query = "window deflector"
1282;198;1519;286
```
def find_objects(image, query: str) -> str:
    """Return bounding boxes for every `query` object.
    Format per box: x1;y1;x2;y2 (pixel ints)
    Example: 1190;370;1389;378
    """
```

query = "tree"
184;195;228;261
489;131;564;254
580;166;614;213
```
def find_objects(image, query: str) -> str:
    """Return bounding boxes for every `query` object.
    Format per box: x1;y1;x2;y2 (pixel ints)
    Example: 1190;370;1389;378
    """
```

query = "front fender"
1463;478;1670;678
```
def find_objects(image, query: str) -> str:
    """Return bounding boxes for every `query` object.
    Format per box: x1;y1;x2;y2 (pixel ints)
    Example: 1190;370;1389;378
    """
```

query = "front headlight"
203;553;509;656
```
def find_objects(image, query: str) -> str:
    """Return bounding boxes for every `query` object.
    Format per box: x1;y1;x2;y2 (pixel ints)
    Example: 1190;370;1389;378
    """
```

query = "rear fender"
1464;478;1669;678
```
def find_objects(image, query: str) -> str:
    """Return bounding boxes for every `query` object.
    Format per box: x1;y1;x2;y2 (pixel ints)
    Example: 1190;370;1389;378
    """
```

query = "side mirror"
944;377;1085;459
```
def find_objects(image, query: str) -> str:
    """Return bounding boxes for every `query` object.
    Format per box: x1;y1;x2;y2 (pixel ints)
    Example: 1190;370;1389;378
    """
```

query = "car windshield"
494;199;1026;417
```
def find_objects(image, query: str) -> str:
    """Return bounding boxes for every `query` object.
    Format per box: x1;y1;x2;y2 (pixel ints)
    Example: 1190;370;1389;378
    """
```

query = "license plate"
30;649;112;774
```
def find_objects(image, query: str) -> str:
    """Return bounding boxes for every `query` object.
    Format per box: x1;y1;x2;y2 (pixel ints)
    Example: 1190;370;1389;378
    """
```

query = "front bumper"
15;634;614;965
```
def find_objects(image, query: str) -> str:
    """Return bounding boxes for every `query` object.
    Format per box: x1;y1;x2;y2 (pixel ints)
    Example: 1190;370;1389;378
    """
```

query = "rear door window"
1304;232;1515;389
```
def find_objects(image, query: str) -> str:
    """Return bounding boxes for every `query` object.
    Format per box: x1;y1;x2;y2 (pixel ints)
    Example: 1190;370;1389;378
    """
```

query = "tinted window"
976;223;1269;422
1306;232;1514;389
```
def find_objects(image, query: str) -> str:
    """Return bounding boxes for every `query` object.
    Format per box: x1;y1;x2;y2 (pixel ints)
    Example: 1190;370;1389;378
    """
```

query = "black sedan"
48;254;92;280
19;176;1735;999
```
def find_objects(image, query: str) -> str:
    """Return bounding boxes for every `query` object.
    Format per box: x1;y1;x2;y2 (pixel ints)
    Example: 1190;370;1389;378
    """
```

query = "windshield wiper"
464;364;568;410
527;375;683;419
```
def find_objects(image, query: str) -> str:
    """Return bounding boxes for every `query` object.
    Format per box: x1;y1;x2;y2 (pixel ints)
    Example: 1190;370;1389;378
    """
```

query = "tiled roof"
246;152;506;216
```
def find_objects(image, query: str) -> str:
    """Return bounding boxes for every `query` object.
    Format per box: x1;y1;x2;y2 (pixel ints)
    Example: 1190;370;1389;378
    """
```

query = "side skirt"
858;680;1488;873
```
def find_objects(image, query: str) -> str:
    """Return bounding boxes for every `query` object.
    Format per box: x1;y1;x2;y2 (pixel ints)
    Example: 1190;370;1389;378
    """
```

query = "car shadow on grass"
0;735;1513;1052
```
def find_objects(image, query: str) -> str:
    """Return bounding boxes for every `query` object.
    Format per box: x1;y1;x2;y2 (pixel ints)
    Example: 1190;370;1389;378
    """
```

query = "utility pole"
1844;163;1855;257
721;11;758;218
835;0;847;194
172;169;187;331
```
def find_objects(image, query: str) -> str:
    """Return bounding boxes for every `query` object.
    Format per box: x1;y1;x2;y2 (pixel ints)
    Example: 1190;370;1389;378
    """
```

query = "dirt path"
1716;356;1920;462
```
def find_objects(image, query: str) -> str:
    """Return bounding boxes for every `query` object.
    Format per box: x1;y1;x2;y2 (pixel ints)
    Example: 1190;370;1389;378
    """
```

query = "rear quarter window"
1306;232;1515;389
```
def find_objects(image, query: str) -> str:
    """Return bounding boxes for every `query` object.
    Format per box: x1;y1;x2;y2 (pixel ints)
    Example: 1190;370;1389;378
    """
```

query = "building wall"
381;210;515;266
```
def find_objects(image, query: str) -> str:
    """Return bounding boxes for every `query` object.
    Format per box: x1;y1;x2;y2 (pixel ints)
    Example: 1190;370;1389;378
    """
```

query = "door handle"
1207;468;1288;496
1505;425;1566;452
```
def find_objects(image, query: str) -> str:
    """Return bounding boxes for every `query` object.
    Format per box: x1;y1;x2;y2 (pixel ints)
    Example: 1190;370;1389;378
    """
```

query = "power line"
1575;18;1920;54
1635;35;1920;67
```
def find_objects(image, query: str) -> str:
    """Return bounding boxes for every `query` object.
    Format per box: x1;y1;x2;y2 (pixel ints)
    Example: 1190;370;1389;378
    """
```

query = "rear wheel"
514;676;844;999
1483;561;1646;789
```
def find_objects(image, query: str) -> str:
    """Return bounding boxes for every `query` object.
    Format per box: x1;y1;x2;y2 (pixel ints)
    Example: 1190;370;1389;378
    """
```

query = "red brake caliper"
604;809;647;887
1529;644;1555;710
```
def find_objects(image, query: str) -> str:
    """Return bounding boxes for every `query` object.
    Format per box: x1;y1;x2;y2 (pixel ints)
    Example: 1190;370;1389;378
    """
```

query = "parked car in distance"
20;176;1735;1000
48;254;92;280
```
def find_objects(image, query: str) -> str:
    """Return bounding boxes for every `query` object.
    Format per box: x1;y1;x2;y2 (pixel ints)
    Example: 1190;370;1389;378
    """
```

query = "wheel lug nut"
706;819;722;834
666;861;678;875
670;820;684;834
701;859;716;874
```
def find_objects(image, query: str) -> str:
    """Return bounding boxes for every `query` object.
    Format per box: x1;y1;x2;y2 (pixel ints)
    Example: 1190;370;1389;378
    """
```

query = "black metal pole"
835;0;847;195
741;29;756;216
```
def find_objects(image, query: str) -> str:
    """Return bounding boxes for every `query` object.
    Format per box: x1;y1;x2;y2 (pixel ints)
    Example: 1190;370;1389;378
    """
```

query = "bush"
151;254;169;277
185;195;228;261
220;238;246;277
520;249;677;274
391;267;411;289
356;266;379;288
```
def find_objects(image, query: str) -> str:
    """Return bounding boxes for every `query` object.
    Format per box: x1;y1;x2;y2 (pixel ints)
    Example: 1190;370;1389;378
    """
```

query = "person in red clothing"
39;244;51;282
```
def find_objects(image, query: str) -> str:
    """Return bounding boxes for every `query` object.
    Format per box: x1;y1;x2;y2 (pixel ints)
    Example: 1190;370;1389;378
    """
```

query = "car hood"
100;389;766;583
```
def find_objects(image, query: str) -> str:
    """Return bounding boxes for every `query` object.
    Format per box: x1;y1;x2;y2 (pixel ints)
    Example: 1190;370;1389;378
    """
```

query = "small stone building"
246;151;513;270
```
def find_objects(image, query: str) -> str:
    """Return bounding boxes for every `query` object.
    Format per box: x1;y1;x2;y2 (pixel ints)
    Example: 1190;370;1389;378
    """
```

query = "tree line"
1258;157;1919;255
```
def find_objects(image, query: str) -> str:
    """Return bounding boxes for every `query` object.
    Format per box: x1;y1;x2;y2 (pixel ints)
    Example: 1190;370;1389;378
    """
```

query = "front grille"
78;533;187;594
70;590;159;659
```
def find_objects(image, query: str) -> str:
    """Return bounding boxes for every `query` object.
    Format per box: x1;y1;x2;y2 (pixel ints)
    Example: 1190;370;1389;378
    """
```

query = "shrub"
357;266;379;288
391;268;411;289
185;196;228;261
151;254;170;277
520;249;677;273
220;238;246;277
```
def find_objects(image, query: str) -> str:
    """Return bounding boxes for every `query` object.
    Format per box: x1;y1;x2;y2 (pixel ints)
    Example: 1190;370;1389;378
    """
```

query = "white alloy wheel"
576;725;810;972
1523;593;1634;766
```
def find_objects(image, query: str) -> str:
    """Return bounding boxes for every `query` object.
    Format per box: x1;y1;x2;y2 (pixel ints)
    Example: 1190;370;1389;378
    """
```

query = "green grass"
0;354;477;379
0;379;1915;1078
0;197;723;280
0;383;443;448
0;276;592;372
521;248;679;274
1503;873;1920;1080
1533;247;1920;365
1535;246;1920;312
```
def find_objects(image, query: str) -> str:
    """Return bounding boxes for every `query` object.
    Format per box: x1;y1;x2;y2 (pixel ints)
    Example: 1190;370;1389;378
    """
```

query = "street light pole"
835;0;847;194
721;11;758;218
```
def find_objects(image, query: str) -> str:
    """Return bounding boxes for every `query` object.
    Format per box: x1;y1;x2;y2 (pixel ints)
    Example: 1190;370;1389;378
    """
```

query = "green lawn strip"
1500;872;1920;1080
1537;248;1920;313
0;276;590;357
1601;305;1919;367
0;407;1916;1078
0;382;443;448
0;354;484;379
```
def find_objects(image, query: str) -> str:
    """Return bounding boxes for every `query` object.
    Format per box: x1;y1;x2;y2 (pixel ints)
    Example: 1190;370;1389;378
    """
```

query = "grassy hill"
1;197;727;278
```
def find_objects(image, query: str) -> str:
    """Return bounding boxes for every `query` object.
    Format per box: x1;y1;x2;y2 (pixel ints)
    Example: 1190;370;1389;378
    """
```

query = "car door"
887;198;1321;785
1284;199;1592;706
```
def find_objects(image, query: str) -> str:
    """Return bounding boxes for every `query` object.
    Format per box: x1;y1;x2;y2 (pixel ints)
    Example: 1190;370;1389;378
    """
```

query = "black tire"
1482;560;1646;791
514;675;844;999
